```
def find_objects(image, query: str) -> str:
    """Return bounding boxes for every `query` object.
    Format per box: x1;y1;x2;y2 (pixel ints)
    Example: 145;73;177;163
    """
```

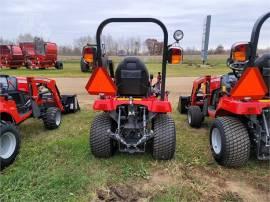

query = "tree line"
1;34;269;56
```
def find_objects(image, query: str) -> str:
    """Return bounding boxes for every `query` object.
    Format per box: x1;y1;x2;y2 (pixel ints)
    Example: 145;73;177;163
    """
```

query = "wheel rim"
55;111;61;126
211;128;222;154
188;111;192;124
0;132;17;159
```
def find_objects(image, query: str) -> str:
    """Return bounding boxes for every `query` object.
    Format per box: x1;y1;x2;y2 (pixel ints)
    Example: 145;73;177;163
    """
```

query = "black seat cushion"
115;57;149;96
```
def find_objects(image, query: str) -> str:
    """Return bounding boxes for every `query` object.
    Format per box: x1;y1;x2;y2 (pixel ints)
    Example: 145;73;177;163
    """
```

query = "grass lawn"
1;108;269;201
0;55;229;78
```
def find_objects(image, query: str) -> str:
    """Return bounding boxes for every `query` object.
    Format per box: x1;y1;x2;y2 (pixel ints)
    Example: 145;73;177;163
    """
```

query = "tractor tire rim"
0;132;17;159
211;128;222;154
188;112;192;124
55;111;61;126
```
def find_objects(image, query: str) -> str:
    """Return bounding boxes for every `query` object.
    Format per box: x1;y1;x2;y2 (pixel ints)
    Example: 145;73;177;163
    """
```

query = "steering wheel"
228;61;247;78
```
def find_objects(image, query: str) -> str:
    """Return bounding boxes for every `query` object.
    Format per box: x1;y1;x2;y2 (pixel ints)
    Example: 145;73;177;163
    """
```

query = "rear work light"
83;47;95;63
168;48;183;64
231;42;250;63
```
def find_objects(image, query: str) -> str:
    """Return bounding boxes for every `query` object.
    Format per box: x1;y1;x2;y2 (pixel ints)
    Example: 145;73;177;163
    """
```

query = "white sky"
1;0;269;49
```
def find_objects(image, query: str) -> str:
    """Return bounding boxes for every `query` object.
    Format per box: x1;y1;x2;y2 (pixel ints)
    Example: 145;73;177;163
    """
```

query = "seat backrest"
115;57;149;96
255;54;270;95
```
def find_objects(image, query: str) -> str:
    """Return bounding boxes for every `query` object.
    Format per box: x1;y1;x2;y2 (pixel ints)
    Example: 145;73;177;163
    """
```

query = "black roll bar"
96;18;169;100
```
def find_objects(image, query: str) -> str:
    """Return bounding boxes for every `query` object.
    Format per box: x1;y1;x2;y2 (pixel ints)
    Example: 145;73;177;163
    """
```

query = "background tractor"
0;75;79;170
0;45;24;69
85;18;183;159
19;38;63;69
178;12;270;167
80;43;112;73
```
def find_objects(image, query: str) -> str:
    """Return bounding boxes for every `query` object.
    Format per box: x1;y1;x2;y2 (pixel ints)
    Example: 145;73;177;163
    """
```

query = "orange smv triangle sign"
231;67;268;99
85;67;117;95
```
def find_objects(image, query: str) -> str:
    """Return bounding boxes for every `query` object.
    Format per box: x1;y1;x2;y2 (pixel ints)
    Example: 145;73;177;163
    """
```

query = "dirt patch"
226;180;269;202
189;166;270;202
95;166;269;202
96;184;149;202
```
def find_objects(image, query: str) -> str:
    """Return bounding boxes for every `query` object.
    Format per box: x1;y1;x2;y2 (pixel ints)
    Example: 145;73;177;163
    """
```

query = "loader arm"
27;77;64;112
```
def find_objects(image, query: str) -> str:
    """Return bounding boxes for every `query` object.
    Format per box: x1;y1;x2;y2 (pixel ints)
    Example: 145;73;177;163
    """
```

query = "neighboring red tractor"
179;12;270;167
80;44;97;72
0;45;24;69
80;43;112;73
85;18;183;159
0;75;79;170
19;38;63;69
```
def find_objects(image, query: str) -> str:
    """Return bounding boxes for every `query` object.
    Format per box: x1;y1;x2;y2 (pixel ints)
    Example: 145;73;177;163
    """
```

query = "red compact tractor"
85;18;183;159
179;12;270;167
80;43;112;73
80;44;97;72
19;38;63;69
0;45;24;69
0;75;79;169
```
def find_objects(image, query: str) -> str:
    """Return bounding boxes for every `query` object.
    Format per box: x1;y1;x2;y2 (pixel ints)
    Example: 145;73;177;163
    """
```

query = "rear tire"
152;114;176;160
90;113;114;158
177;96;189;114
25;60;32;69
0;122;21;170
80;58;90;72
43;107;62;130
55;61;63;70
187;106;203;128
210;116;250;167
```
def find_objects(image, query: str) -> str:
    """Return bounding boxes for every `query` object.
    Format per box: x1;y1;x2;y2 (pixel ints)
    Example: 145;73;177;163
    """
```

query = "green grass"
0;55;229;78
1;108;269;201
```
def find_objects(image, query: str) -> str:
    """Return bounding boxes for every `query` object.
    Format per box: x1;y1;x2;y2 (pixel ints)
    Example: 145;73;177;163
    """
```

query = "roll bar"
95;18;169;100
249;12;270;66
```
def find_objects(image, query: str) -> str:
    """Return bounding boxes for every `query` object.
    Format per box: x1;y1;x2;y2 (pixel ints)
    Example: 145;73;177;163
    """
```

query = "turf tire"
80;58;90;72
210;116;250;167
43;107;62;130
0;122;21;170
187;106;203;128
90;113;114;158
152;114;176;160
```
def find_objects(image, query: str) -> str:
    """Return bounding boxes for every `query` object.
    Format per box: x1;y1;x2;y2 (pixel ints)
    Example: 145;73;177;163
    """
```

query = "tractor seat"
115;57;150;97
255;54;270;94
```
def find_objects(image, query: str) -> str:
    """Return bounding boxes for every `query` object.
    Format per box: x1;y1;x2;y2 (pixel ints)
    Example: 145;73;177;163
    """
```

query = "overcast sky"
1;0;269;49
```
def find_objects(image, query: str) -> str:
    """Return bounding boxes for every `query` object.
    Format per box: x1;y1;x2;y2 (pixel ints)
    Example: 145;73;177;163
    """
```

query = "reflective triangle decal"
231;67;268;99
85;67;116;95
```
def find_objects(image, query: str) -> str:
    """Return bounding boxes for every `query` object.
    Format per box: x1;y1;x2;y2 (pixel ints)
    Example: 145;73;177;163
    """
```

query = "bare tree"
74;35;93;49
17;33;35;43
134;37;141;55
0;37;14;45
214;44;225;54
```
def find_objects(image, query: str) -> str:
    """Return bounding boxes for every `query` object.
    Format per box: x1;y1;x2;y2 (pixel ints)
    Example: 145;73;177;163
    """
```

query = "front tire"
210;116;250;167
90;113;114;158
152;114;176;160
187;106;203;128
0;122;21;170
80;58;90;72
177;96;189;114
43;107;62;130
